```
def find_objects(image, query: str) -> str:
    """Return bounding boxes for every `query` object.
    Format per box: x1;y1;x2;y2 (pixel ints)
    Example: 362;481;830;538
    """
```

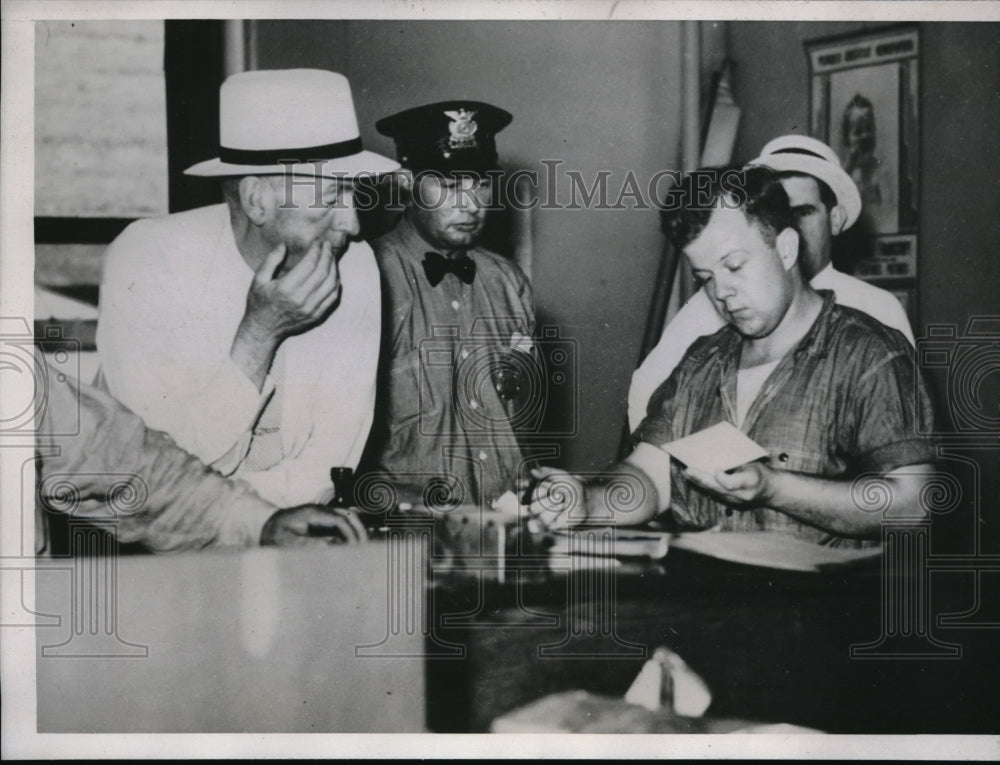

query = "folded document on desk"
548;529;670;559
670;530;881;572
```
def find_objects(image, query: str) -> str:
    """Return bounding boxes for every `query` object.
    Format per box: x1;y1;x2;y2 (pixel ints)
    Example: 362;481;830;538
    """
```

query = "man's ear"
238;176;274;226
394;170;415;207
395;170;413;193
829;204;848;236
775;227;800;271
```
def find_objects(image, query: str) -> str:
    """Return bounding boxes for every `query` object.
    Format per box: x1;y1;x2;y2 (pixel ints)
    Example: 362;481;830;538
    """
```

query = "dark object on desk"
329;466;355;509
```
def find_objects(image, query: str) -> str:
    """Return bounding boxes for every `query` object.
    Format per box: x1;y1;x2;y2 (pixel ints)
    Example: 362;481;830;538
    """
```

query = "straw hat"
751;134;862;229
185;69;398;178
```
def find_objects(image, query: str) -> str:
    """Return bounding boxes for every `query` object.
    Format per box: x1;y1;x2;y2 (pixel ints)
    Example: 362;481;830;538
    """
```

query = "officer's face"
407;174;493;252
686;206;796;340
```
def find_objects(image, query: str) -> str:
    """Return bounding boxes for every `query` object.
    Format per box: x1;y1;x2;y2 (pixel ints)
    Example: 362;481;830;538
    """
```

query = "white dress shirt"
97;203;381;507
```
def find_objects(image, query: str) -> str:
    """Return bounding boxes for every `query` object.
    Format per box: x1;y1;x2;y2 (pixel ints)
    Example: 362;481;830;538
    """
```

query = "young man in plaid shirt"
529;165;935;547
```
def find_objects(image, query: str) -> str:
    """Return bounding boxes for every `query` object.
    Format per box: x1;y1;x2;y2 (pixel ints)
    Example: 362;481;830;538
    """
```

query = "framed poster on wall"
806;25;919;318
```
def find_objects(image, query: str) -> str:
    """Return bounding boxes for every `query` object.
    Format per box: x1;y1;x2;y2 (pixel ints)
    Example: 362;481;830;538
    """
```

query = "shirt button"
451;300;460;310
478;451;487;461
470;401;479;410
778;453;789;463
461;349;469;359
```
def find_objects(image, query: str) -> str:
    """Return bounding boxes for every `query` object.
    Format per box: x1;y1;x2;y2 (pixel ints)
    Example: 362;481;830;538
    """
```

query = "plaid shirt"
634;291;937;546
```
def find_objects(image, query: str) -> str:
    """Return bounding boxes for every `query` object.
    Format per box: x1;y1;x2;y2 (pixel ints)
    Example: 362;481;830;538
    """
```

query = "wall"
728;21;1000;335
253;20;998;474
729;21;1000;552
255;20;686;471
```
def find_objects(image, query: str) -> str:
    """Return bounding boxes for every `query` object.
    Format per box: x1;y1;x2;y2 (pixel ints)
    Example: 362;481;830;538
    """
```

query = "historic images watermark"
1;318;147;656
275;162;752;213
847;317;1000;659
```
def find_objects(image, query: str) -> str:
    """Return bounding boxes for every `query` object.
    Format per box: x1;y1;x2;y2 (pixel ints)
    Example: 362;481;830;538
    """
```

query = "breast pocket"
770;447;829;477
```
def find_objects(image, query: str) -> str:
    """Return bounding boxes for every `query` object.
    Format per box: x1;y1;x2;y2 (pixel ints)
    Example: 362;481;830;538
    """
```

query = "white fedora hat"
750;134;862;229
185;69;399;178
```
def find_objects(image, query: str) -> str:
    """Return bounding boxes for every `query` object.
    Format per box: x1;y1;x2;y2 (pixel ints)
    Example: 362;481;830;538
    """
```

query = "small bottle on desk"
329;467;355;509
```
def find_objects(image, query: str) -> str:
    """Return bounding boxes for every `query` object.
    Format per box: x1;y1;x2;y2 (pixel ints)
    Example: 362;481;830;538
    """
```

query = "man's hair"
776;171;838;211
660;164;794;251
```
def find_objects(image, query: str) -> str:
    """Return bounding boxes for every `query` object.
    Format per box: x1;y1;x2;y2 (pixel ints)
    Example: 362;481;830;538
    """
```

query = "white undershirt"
736;359;781;428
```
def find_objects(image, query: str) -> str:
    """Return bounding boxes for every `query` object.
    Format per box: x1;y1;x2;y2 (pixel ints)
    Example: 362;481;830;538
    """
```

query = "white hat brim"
750;153;862;230
184;149;400;178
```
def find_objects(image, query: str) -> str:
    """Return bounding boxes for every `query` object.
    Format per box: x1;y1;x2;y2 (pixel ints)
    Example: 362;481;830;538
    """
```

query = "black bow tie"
422;251;477;287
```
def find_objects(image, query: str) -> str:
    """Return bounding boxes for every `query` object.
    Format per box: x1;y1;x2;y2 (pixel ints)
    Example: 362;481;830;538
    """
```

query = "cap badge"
445;109;478;149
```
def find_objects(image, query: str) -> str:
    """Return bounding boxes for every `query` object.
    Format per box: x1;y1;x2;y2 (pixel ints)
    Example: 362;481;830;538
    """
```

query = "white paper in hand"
660;422;769;475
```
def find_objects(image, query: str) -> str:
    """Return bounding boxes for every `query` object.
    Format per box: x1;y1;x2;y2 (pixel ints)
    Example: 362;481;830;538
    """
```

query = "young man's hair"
660;164;794;251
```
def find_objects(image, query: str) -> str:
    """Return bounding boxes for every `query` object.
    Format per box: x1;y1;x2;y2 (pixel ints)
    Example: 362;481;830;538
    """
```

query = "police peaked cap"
376;100;513;176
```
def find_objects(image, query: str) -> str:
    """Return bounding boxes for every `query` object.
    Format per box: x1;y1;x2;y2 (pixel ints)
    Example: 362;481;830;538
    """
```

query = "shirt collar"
810;262;835;285
707;288;840;364
794;290;838;358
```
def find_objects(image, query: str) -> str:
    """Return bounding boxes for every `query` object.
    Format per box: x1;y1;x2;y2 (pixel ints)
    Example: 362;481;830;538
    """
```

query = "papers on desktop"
670;530;882;572
548;529;670;560
659;422;769;474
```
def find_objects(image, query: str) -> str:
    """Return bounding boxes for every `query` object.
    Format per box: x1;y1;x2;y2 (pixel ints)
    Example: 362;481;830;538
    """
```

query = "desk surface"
429;546;1000;733
34;535;1000;735
35;543;426;733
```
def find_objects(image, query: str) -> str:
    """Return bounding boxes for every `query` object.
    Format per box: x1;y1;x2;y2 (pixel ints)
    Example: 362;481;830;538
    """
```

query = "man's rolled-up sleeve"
633;368;681;450
849;347;938;473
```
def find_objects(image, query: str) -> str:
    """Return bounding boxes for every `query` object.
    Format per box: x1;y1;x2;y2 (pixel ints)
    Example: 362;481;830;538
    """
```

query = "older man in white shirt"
628;135;914;432
97;69;398;507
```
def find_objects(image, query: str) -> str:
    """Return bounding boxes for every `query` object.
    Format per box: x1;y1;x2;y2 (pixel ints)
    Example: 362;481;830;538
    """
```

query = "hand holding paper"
658;422;769;475
659;422;773;507
683;462;773;507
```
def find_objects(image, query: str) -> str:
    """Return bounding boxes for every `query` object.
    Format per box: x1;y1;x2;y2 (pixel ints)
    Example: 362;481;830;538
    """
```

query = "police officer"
361;101;535;509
